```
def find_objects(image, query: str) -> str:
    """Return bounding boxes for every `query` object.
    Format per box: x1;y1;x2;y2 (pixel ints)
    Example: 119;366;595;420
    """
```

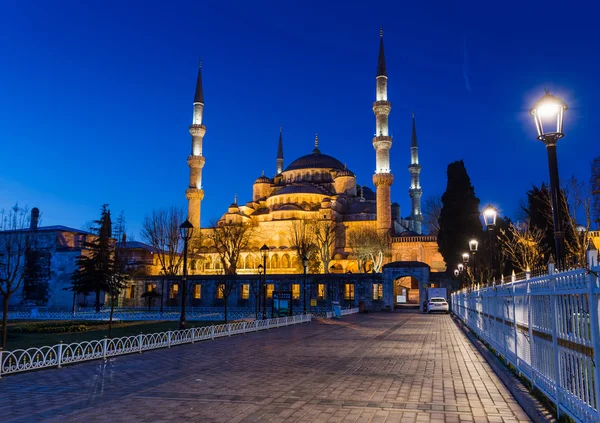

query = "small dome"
399;230;419;237
255;175;271;184
336;168;354;178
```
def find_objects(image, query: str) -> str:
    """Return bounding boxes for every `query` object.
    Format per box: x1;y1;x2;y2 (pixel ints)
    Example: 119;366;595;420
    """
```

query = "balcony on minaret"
187;155;206;168
186;187;204;201
372;101;391;115
189;124;206;138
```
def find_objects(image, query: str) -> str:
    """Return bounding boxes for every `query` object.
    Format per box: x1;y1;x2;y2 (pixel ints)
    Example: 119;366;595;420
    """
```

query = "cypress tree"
438;161;483;273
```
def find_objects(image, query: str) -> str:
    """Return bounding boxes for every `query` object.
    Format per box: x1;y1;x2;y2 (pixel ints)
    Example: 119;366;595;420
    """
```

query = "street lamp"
469;239;478;285
483;205;498;281
160;266;166;315
457;263;464;272
462;253;469;264
454;269;459;277
302;255;309;315
256;265;263;320
260;244;269;319
179;219;193;330
531;90;568;267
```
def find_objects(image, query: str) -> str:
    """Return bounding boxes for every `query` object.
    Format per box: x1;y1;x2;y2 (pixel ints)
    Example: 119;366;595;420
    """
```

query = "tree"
422;194;442;236
0;204;34;348
208;220;256;275
438;161;482;273
309;219;339;274
498;221;548;272
287;220;316;272
140;207;185;276
141;290;161;311
563;176;593;266
347;226;391;273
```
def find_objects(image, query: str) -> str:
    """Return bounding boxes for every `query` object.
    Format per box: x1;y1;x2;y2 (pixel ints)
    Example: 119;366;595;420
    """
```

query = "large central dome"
285;150;345;172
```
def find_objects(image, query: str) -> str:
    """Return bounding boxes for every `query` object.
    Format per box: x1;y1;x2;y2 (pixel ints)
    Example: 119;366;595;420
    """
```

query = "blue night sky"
1;0;598;237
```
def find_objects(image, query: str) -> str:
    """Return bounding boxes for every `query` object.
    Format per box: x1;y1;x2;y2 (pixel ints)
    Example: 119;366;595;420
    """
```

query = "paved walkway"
0;313;531;422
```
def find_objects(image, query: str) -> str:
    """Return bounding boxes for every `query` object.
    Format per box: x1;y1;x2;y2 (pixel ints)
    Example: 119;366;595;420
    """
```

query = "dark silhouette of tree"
438;161;483;274
422;194;442;236
0;204;35;348
141;290;161;311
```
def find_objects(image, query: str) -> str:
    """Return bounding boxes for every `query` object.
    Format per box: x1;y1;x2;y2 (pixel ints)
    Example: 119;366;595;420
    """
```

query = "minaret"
276;126;284;174
409;112;423;234
372;27;394;232
186;62;206;230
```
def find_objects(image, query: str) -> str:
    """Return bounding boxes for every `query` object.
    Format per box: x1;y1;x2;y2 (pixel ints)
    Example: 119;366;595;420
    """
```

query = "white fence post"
103;336;108;360
588;269;600;420
228;324;231;337
211;326;215;340
0;348;3;379
191;327;195;343
549;275;561;418
526;280;536;389
57;341;63;368
167;330;172;348
512;284;518;373
138;333;143;353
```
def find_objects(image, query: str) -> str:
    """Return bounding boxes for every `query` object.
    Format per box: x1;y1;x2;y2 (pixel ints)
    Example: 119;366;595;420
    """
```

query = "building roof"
383;261;430;269
1;225;95;236
285;151;346;172
278;184;330;195
116;241;158;252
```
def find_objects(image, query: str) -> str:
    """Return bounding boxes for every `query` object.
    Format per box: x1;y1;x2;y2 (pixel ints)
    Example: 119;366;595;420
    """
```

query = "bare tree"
347;226;391;273
498;221;547;273
287;220;316;272
207;220;256;275
0;204;34;348
422;194;442;236
563;175;593;266
140;207;185;276
309;219;339;274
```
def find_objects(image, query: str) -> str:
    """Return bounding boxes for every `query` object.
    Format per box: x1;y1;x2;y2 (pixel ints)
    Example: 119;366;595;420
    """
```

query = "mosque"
185;30;446;276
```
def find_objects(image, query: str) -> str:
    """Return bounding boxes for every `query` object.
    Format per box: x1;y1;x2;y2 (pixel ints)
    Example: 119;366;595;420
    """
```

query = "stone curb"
451;315;556;423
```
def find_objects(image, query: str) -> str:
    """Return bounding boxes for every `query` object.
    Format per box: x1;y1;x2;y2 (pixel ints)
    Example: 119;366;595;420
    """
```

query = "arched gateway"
382;261;430;312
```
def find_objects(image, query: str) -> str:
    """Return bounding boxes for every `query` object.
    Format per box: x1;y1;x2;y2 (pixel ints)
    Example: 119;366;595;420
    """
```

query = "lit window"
292;284;300;299
146;283;157;292
372;283;383;300
344;284;354;300
125;286;136;299
317;284;326;300
217;283;224;299
194;284;201;299
267;284;274;299
169;283;179;299
241;284;249;300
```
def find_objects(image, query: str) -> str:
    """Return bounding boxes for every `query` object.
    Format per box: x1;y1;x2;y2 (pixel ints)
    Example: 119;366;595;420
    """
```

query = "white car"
427;297;449;314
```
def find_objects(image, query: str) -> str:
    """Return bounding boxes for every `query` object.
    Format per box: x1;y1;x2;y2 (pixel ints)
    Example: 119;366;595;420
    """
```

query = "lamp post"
160;266;166;315
260;244;269;319
462;253;470;288
469;240;478;286
482;205;498;282
531;90;568;268
257;265;263;320
179;220;193;330
302;255;308;315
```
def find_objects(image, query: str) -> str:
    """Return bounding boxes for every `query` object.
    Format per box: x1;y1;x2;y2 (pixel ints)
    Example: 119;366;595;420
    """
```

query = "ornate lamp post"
469;239;478;285
179;220;194;330
530;90;568;267
260;244;269;319
302;255;309;315
482;205;498;282
160;266;166;315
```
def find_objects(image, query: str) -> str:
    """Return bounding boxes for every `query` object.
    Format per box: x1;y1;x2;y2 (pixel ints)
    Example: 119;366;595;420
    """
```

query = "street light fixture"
469;239;479;252
462;253;470;264
256;265;263;320
469;239;478;286
531;90;568;267
457;263;464;272
482;205;498;281
454;269;459;277
260;244;269;319
302;255;309;315
179;219;194;330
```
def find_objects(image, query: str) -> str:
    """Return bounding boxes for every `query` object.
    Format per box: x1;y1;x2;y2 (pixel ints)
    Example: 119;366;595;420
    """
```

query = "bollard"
57;341;63;368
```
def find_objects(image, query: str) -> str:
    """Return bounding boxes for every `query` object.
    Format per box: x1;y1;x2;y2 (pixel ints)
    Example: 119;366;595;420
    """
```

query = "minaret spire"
186;63;207;231
313;133;320;154
372;28;394;232
276;126;284;174
409;112;423;234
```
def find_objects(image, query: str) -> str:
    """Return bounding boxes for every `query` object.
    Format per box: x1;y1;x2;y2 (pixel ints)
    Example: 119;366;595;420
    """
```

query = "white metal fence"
325;307;360;318
0;314;312;378
452;263;600;423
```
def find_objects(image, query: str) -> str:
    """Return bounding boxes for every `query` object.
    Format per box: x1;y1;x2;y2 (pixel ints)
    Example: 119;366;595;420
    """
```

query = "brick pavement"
0;313;532;422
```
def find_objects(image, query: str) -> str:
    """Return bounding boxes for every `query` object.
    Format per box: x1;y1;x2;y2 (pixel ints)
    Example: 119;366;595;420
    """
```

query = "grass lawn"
4;320;221;351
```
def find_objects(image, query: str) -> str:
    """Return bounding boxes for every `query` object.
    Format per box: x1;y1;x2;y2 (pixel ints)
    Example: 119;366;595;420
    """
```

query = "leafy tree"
0;204;35;348
438;161;482;273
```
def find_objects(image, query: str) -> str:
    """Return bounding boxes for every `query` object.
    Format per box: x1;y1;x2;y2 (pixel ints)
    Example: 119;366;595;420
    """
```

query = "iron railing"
452;264;600;423
0;314;312;377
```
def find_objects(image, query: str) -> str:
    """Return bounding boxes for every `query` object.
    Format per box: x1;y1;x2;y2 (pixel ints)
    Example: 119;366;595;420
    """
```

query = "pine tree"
438;161;483;273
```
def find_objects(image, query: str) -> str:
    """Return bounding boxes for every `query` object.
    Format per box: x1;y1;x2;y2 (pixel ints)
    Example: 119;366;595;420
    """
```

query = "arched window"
205;256;212;269
245;255;253;269
281;254;290;268
291;256;299;270
271;254;279;269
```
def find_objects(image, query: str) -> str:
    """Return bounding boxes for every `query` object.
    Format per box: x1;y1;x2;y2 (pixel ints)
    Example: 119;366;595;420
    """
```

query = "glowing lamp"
482;205;498;227
179;220;194;242
454;269;459;277
469;239;478;252
462;253;470;264
458;263;464;272
530;91;567;143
